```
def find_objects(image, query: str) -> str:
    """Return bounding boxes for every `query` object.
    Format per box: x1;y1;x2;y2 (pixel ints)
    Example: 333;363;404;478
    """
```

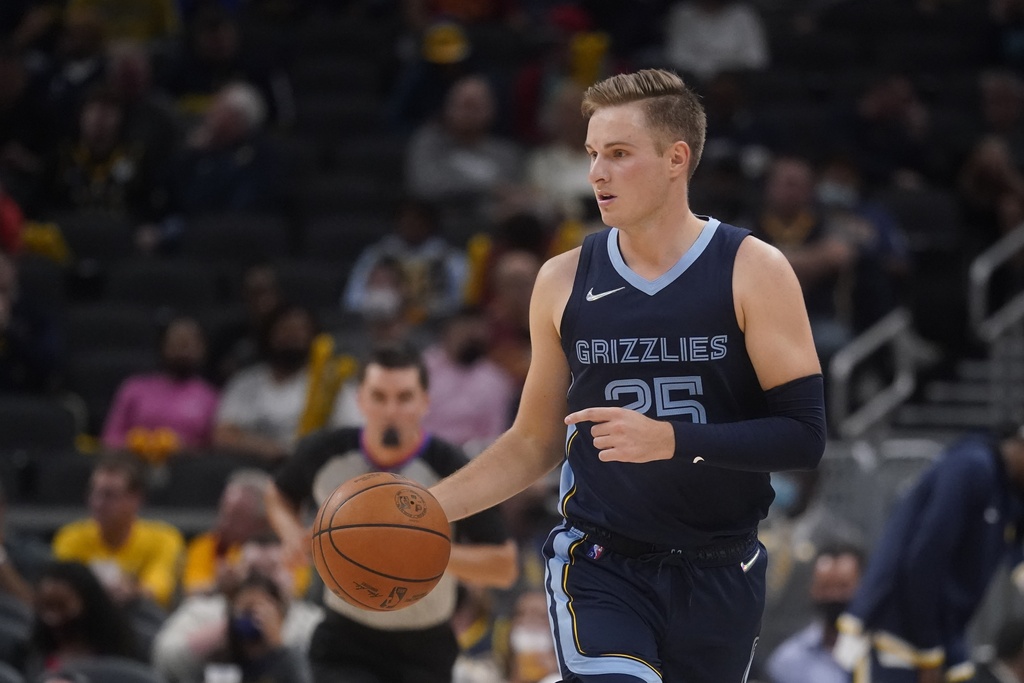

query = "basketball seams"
325;530;447;584
313;523;451;540
313;472;452;612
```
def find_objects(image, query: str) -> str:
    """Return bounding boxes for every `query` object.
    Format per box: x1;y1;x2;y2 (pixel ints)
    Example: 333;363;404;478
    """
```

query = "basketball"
311;471;452;612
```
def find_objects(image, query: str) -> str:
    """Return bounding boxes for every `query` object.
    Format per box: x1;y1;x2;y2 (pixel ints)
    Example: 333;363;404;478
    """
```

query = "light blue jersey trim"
607;218;721;296
545;528;663;682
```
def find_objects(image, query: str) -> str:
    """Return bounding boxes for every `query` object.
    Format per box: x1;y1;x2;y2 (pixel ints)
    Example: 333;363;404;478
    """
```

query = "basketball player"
265;346;518;683
429;68;827;683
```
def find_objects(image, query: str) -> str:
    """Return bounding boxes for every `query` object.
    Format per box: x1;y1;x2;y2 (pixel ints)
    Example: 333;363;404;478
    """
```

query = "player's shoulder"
734;232;799;287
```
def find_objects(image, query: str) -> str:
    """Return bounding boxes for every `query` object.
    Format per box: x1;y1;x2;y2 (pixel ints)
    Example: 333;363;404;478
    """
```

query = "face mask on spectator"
268;347;307;373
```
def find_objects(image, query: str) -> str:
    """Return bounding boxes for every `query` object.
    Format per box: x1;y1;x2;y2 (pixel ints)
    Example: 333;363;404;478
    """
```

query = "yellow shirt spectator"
183;531;311;598
53;517;184;607
67;0;180;44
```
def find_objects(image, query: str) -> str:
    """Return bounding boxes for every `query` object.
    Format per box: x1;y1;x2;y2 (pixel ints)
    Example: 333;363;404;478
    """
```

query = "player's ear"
667;140;690;179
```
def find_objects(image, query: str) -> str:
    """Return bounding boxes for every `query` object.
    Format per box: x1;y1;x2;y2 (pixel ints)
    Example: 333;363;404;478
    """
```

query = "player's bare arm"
733;235;822;389
431;248;579;522
446;539;519;589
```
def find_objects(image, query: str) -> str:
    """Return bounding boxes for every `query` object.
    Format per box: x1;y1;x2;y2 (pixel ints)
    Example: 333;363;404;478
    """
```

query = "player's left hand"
565;407;674;463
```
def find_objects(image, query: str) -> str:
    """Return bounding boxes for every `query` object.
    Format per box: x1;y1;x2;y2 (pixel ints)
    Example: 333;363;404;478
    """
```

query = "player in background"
430;68;827;683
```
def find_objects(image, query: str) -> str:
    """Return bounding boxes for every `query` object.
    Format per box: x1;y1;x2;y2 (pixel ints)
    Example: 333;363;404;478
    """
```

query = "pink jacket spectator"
102;373;220;450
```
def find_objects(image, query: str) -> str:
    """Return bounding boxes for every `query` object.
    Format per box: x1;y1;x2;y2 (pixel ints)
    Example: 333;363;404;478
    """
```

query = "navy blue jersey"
559;219;773;548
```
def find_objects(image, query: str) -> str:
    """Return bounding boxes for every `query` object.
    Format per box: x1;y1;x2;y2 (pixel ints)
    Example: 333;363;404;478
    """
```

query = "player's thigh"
544;528;664;683
662;543;766;683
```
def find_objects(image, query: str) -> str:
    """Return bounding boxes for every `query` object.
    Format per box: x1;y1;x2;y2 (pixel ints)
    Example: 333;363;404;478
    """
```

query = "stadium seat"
63;656;166;683
301;213;391;264
66;304;160;355
32;450;95;506
65;348;158;434
0;397;77;451
16;254;67;311
274;259;346;309
51;210;135;264
105;260;222;311
180;212;294;263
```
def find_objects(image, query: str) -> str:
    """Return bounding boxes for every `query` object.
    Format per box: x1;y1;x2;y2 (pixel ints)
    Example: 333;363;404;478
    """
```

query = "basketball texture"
311;471;452;611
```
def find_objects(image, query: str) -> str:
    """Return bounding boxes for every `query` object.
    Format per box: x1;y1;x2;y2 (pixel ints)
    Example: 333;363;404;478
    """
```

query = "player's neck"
616;211;707;280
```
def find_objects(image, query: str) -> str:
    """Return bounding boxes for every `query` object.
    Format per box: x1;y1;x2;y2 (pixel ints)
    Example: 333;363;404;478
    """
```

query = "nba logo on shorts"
587;543;605;560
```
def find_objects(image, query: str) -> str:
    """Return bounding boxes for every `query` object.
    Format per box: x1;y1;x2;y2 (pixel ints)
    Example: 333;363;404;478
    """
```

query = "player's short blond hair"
581;69;706;179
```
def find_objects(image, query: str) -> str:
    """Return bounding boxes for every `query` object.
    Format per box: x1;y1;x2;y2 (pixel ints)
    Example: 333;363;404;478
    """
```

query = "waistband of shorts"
566;517;758;567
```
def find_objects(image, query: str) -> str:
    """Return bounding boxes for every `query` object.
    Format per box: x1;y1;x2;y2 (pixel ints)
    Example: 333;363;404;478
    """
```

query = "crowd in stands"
0;0;1023;681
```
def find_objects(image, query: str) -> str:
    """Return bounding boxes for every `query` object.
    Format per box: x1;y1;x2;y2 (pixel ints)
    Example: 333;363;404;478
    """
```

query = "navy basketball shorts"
542;524;766;683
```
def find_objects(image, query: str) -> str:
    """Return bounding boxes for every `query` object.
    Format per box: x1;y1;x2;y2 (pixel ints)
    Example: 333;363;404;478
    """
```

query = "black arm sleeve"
671;374;826;472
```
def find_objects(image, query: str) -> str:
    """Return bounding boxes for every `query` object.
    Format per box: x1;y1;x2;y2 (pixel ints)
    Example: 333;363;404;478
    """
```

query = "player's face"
586;102;676;230
357;364;429;449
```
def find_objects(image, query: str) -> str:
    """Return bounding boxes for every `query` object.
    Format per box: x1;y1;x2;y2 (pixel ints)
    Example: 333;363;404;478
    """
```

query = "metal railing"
828;307;917;439
968;222;1024;426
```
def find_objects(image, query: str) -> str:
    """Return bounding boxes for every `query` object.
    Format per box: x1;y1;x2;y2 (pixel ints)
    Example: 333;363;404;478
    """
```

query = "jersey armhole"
558;230;601;343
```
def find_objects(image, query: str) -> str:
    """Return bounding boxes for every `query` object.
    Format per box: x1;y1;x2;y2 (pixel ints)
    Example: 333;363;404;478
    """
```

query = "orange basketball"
311;471;452;612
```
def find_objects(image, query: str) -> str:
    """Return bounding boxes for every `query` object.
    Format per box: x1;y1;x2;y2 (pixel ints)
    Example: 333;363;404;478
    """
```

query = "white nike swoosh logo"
740;548;761;573
586;287;625;302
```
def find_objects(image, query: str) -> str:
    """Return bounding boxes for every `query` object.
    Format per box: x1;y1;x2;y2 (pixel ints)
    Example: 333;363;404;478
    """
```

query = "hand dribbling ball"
311;471;452;611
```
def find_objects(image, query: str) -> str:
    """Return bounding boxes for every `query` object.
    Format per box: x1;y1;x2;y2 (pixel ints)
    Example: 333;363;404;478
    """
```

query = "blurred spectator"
209;262;282;384
701;70;770;178
43;84;168;226
387;19;481;133
168;80;279;217
51;452;185;610
0;45;50;208
0;1;62;55
526;80;593;222
101;315;220;456
182;469;311;599
106;40;181;175
765;543;864;683
342;199;468;324
845;74;940;190
154;537;323;683
0;482;50;606
213;304;360;461
816;155;910;331
756;468;866;669
751;156;855;368
403;0;522;29
503;589;560;683
36;7;108;138
207;573;313;683
0;252;62;394
511;4;599;145
37;671;93;683
662;0;769;82
65;0;181;47
159;5;291;125
422;307;516;455
990;0;1024;71
958;135;1024;246
0;180;25;253
979;69;1024;168
486;249;540;386
23;561;140;677
405;74;525;239
341;256;435;362
974;617;1024;683
834;425;1024;682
